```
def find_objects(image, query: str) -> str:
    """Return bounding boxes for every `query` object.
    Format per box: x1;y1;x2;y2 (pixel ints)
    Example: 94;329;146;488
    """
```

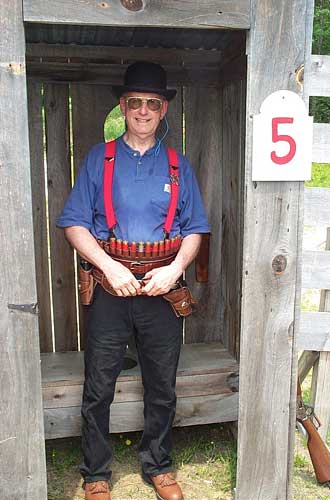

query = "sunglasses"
124;96;164;112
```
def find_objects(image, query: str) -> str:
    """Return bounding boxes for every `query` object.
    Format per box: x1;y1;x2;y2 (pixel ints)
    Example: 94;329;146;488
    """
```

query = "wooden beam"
44;393;239;438
302;250;330;289
23;0;250;29
27;61;220;87
0;2;47;499
26;43;224;66
304;187;330;227
236;1;312;499
310;55;330;97
312;123;330;164
298;312;330;351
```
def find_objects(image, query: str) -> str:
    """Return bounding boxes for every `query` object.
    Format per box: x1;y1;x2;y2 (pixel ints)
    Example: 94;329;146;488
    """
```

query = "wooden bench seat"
41;342;239;439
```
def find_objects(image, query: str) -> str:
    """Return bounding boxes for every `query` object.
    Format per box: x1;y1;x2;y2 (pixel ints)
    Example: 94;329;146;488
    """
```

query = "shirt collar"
117;135;159;157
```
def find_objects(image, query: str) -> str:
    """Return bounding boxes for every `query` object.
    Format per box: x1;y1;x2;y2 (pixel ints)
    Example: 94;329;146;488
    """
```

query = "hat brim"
112;85;177;101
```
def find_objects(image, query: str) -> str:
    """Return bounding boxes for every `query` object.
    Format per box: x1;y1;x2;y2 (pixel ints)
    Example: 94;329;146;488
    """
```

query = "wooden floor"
41;342;239;439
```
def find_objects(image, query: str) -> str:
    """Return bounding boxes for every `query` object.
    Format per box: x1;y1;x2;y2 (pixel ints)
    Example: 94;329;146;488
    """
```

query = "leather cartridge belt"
97;239;179;274
107;254;176;274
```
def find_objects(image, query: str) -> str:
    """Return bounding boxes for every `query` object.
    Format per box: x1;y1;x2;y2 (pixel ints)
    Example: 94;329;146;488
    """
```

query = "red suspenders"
103;140;116;230
103;140;179;238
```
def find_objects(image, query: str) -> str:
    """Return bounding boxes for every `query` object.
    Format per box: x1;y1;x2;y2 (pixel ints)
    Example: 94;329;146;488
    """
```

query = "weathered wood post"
0;2;47;499
236;1;314;499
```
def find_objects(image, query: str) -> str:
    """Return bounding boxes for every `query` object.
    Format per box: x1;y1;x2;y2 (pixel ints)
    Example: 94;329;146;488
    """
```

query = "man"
57;61;210;500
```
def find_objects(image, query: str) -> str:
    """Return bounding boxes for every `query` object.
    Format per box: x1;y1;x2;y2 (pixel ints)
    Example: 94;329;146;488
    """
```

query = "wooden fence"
297;53;330;442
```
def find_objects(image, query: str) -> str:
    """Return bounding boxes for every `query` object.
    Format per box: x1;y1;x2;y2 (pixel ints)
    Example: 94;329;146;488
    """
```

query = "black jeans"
80;285;183;483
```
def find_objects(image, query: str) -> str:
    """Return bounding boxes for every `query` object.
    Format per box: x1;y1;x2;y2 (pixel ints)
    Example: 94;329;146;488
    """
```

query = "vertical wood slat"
163;87;183;153
236;1;311;499
221;79;245;357
286;2;314;497
0;2;47;498
71;84;118;348
71;84;119;175
185;86;223;343
45;84;77;352
27;81;53;353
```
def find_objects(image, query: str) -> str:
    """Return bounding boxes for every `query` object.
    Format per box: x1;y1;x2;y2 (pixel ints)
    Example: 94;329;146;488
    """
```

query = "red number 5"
271;117;296;165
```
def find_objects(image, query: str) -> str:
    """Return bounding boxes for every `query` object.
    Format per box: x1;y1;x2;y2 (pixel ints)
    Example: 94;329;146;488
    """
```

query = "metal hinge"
7;303;39;315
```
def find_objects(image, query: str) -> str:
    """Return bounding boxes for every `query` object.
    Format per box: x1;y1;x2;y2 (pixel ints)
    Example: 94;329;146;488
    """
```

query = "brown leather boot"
149;473;183;500
84;481;111;500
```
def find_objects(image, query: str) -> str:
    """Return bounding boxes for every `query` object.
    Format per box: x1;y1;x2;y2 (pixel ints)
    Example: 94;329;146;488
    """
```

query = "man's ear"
160;100;168;119
119;97;126;117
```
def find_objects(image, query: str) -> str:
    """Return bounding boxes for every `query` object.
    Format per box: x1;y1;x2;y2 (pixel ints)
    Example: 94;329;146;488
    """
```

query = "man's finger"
143;279;155;294
127;283;138;296
132;278;142;291
121;286;131;297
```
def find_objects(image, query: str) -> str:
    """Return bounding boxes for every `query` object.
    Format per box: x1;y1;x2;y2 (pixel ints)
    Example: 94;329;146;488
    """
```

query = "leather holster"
78;265;97;305
163;284;197;317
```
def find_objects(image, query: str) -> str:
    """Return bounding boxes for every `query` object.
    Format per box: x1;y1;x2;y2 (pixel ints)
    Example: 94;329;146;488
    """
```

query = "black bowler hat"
113;61;177;101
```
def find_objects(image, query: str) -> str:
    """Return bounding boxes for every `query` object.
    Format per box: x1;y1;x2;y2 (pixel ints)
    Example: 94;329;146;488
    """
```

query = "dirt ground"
46;424;330;500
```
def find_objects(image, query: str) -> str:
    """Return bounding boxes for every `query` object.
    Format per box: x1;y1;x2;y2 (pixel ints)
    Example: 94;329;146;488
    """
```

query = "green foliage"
313;1;330;55
305;163;330;187
310;96;330;123
311;2;330;123
104;105;125;142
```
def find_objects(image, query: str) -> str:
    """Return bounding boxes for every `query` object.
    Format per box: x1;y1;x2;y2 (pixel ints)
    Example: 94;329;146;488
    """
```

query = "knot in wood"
272;254;287;275
120;0;143;11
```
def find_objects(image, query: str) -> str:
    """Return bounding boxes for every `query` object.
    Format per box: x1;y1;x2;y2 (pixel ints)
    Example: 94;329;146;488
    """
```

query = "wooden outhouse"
0;1;315;499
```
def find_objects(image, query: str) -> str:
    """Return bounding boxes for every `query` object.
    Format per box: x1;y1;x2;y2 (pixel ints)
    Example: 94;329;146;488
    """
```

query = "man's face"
119;92;168;140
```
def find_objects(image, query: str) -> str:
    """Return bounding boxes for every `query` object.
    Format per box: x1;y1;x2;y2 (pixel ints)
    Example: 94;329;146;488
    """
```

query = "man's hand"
142;261;183;296
104;259;142;297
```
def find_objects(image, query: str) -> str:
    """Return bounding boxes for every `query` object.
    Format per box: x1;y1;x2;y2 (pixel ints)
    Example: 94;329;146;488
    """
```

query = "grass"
46;424;236;500
46;422;330;500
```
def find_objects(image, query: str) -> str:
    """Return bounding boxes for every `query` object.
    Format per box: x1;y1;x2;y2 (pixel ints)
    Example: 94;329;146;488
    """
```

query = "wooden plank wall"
220;79;245;357
185;72;245;354
30;80;188;352
185;86;224;343
0;2;47;498
71;84;118;347
26;44;245;355
27;82;53;352
45;84;78;352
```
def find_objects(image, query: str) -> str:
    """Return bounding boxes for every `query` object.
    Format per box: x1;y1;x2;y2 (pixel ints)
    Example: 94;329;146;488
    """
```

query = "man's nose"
139;102;149;115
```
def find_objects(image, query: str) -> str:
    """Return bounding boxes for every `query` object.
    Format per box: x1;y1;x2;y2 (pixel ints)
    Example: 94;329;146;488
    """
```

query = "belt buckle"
130;261;143;270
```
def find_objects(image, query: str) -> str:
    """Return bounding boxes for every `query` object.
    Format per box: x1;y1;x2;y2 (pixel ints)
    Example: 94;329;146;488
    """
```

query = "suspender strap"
164;147;179;237
103;141;180;236
104;140;116;230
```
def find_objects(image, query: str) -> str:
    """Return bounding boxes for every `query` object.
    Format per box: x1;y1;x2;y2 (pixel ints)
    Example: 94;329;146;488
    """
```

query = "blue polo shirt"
57;136;210;242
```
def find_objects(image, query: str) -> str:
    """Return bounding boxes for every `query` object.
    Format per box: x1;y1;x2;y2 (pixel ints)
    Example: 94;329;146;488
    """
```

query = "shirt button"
133;153;138;157
138;161;142;165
